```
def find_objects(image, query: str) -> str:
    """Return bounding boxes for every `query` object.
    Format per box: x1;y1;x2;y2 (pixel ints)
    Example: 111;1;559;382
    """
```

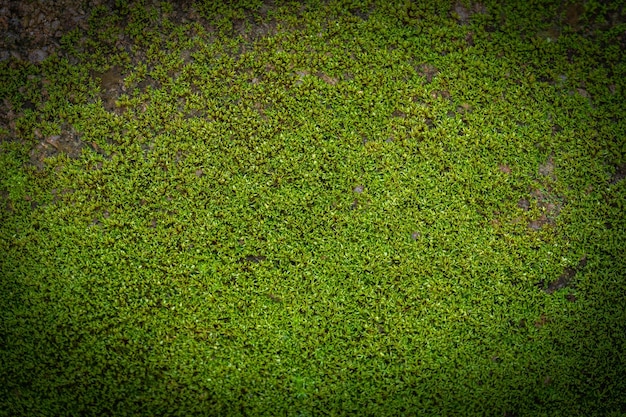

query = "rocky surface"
0;0;110;63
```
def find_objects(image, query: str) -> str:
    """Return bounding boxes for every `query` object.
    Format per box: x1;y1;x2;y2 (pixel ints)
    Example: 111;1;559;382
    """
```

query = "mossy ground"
1;0;625;415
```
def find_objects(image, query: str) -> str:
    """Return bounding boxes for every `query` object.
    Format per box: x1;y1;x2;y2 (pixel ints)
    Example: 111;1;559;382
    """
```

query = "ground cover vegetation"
1;0;625;415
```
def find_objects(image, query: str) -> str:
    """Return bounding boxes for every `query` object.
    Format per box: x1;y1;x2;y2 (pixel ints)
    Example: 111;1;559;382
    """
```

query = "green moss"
1;0;625;415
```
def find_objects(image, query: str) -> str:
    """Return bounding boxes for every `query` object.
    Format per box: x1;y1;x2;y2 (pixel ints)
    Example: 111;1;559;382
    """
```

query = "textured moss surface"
1;1;625;415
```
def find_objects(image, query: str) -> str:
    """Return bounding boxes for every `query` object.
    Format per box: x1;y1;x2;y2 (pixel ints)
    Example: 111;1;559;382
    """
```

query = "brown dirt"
527;186;563;231
451;2;488;25
29;123;86;170
0;0;101;63
609;163;626;184
94;65;127;114
538;155;555;178
417;64;438;83
544;256;588;295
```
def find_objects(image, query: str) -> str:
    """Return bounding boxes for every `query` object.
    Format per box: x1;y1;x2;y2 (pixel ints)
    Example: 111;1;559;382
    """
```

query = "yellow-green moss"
1;0;625;415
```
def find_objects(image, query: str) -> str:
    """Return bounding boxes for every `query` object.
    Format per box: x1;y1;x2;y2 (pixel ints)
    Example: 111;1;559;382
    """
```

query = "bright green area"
1;0;625;415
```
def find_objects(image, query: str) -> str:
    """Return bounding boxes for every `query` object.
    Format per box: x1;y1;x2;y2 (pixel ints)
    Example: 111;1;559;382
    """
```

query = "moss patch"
1;0;625;415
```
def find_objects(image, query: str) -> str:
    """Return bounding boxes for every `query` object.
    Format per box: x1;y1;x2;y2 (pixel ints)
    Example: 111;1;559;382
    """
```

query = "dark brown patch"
0;99;18;142
95;66;126;114
529;214;549;231
538;155;555;178
100;66;124;91
233;6;278;42
609;163;626;184
50;187;74;204
499;164;511;174
432;90;451;100
317;72;337;86
240;255;266;263
351;7;371;20
453;2;471;24
136;76;160;93
451;2;487;25
527;186;563;230
545;256;587;294
29;124;85;170
87;141;108;159
517;198;530;211
534;314;549;328
266;293;282;303
458;102;472;113
565;2;584;27
546;267;576;294
1;189;13;213
417;64;438;83
253;101;267;119
473;3;488;15
576;87;589;98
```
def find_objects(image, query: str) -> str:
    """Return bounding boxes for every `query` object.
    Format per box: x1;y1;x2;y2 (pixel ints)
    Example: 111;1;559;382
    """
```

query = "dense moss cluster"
1;0;625;415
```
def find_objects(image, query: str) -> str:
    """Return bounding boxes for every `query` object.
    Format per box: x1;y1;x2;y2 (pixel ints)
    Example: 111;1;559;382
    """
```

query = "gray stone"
28;48;47;63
